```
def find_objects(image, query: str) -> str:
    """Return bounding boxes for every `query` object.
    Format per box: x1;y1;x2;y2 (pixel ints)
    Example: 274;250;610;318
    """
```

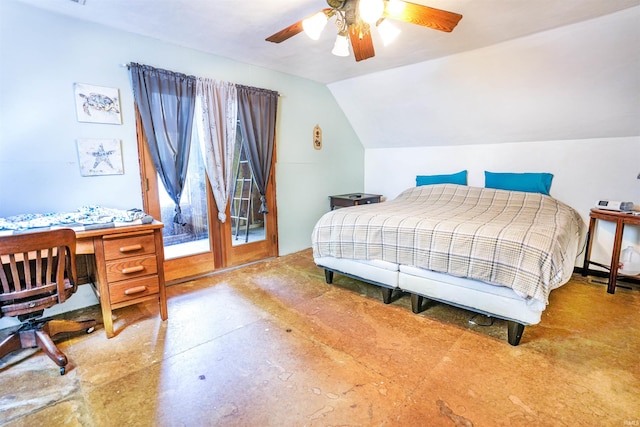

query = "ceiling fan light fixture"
377;20;400;46
359;0;385;24
331;34;350;57
266;0;462;62
386;0;405;16
302;11;328;40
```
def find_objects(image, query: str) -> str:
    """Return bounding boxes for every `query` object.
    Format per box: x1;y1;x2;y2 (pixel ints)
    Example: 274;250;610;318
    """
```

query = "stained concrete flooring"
1;249;639;426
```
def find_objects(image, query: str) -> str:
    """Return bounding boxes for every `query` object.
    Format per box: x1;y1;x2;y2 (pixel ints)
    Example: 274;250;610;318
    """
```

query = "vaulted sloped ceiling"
329;6;640;148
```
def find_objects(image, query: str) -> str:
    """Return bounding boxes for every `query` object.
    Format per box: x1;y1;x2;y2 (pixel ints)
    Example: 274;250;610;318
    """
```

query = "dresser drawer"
106;255;158;283
103;233;156;261
109;275;159;305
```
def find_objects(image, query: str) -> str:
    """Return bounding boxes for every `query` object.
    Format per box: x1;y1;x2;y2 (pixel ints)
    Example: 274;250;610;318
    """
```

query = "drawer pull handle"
124;286;147;295
121;266;145;274
120;244;143;253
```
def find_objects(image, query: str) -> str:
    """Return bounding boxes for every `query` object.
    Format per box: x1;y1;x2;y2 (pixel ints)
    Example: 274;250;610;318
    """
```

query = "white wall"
0;0;364;256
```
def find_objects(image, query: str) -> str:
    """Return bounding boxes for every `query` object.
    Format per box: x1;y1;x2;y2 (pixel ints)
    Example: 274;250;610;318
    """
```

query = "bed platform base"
322;263;531;346
410;294;525;346
324;267;397;304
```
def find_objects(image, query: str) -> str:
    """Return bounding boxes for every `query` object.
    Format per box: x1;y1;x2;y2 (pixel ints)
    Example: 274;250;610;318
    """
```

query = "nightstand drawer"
103;233;156;261
109;275;159;304
106;255;158;283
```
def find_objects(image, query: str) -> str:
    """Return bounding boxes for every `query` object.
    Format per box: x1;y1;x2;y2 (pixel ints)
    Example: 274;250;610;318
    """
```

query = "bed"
311;184;586;345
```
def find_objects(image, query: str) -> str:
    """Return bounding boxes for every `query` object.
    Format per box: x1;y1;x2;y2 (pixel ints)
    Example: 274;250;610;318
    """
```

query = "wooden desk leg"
154;229;168;321
100;296;115;338
93;238;115;338
608;220;625;294
582;217;597;275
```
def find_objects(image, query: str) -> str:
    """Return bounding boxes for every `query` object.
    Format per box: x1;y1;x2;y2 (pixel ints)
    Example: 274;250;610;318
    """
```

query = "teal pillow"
484;171;553;195
416;170;467;186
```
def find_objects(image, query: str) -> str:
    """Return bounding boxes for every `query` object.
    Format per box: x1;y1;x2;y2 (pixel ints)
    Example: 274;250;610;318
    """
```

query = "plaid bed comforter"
312;184;586;305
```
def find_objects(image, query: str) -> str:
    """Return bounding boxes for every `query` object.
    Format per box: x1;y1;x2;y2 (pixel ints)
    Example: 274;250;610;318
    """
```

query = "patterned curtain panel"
195;79;237;222
129;63;196;224
236;85;279;214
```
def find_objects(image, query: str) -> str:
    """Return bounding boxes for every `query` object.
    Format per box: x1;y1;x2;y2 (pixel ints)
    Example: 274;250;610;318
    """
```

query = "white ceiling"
15;0;640;84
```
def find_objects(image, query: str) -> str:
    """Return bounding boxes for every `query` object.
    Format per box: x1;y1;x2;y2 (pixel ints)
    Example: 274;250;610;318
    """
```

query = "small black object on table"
329;193;382;210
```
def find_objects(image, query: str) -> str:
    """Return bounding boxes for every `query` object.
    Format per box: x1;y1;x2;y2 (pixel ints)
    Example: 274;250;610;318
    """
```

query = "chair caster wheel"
86;326;95;334
60;366;66;375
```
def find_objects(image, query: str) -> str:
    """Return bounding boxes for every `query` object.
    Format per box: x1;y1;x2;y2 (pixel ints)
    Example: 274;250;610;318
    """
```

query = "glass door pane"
230;131;265;246
159;137;210;259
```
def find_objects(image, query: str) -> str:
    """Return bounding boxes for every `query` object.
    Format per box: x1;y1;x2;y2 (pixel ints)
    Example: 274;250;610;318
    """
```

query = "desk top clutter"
0;206;154;235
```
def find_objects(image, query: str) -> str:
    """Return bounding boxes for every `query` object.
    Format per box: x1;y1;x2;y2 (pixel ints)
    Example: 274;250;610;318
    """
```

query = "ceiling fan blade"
349;24;375;62
266;8;332;43
384;1;462;33
266;20;304;43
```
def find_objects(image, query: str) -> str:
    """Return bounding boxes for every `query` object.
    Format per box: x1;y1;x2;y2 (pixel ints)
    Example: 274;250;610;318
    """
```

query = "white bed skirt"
399;265;543;325
314;256;544;325
315;256;399;288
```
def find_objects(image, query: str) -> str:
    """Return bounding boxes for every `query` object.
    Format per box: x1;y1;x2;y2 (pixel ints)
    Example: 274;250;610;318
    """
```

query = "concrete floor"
1;249;639;426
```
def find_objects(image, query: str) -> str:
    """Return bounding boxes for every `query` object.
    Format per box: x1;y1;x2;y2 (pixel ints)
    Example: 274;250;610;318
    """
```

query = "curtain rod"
121;62;279;96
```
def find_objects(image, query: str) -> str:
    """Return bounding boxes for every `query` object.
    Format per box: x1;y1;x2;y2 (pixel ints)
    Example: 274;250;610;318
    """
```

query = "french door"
136;115;278;283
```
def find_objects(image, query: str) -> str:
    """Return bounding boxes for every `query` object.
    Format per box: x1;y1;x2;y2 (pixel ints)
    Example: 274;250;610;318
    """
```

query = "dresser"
76;222;167;338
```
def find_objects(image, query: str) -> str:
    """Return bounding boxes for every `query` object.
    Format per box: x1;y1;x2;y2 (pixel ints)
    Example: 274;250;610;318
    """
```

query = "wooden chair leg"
34;329;67;368
43;319;97;338
1;318;95;375
0;332;22;360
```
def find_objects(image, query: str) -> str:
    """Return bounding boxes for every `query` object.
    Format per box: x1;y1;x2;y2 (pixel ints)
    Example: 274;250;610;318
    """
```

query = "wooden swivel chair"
0;229;96;375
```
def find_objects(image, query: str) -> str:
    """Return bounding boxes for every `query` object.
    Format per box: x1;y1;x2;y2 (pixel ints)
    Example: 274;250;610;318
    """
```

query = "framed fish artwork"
74;83;122;124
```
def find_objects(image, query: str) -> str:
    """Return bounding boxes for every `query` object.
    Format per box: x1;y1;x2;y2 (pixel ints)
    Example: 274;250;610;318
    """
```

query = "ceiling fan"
266;0;462;62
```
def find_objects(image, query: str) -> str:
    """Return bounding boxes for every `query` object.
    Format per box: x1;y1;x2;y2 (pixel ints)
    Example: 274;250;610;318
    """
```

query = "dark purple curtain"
129;63;196;224
236;85;278;214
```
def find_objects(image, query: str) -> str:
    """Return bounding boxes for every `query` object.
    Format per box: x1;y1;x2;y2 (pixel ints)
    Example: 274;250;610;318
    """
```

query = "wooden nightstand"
582;208;640;294
329;193;382;210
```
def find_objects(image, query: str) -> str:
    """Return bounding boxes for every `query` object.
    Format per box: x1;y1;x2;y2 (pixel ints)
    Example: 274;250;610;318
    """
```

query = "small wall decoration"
77;138;124;176
74;83;122;124
313;124;322;150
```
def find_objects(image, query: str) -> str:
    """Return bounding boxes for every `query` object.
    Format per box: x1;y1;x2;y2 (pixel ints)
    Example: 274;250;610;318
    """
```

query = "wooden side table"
582;208;640;294
329;193;382;210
